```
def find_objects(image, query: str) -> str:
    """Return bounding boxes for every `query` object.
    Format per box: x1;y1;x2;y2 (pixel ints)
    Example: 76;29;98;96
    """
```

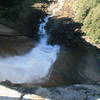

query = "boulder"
0;82;100;100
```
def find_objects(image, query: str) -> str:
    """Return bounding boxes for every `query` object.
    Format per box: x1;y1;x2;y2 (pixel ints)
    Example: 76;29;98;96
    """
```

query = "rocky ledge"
0;82;100;100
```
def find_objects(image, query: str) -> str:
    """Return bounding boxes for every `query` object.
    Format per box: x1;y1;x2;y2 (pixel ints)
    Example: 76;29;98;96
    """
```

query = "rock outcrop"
0;24;17;35
0;82;100;100
0;24;35;56
0;1;99;100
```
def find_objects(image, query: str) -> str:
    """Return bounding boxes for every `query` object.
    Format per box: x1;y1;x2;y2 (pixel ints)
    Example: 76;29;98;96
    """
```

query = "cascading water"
0;0;65;84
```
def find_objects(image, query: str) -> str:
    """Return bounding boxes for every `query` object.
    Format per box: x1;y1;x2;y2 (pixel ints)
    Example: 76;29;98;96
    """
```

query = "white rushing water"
0;0;64;83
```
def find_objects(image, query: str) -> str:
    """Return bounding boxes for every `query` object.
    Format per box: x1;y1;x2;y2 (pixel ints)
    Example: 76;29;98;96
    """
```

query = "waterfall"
0;0;65;84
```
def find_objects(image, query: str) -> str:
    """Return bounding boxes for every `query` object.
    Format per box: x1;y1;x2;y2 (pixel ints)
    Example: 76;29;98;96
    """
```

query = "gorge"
0;0;65;85
0;0;99;94
0;0;100;100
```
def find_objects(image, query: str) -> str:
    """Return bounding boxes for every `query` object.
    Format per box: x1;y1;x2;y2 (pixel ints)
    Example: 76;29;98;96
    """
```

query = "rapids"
0;0;65;84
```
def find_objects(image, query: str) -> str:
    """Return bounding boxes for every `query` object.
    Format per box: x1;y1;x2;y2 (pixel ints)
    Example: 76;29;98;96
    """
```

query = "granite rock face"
0;82;100;100
0;24;17;35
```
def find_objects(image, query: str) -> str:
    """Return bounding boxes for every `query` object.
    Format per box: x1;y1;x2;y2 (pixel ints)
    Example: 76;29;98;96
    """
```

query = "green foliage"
0;0;24;7
75;0;100;44
0;0;24;21
0;0;36;21
75;0;100;22
0;0;49;21
82;4;100;44
0;6;21;21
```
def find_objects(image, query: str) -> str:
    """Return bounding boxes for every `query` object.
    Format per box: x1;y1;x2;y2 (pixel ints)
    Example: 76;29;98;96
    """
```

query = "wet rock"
0;82;100;100
0;24;35;56
0;36;35;56
0;85;21;100
0;24;17;35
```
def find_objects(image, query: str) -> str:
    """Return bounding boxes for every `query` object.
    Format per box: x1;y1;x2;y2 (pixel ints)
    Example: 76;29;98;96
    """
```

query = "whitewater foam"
0;0;64;84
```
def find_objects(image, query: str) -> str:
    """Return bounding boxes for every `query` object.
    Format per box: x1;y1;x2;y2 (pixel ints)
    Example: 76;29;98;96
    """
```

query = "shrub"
82;4;100;44
75;0;100;22
0;0;24;21
75;0;100;44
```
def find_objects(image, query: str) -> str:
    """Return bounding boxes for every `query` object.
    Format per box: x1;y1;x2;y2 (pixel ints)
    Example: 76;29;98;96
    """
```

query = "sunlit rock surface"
0;82;100;100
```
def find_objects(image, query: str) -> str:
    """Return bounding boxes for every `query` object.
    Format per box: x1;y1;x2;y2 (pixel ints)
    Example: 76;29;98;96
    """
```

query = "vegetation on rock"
0;0;26;21
82;4;100;44
75;0;100;44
